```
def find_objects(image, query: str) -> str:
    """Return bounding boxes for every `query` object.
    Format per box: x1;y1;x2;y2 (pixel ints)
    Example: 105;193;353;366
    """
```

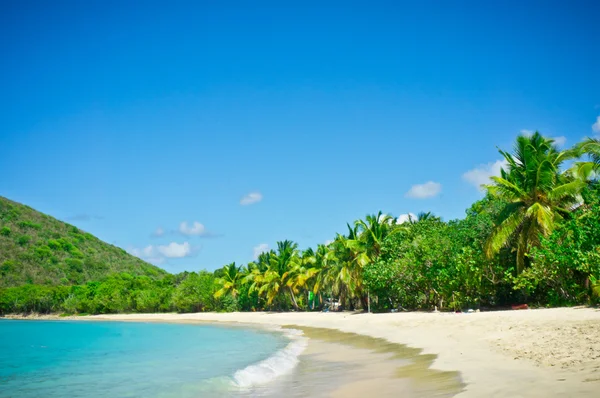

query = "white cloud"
179;221;206;236
520;129;534;136
157;242;192;258
128;241;193;263
253;243;269;260
127;245;165;265
405;181;442;199
396;213;417;224
463;160;508;190
152;227;165;237
240;192;263;206
593;116;600;134
552;136;567;147
324;239;334;246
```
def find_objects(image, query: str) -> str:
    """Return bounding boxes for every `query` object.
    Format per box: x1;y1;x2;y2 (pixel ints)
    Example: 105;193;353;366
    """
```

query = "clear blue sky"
1;0;599;272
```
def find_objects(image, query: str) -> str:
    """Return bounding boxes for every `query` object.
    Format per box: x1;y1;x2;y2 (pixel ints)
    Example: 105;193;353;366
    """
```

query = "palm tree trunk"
288;287;300;311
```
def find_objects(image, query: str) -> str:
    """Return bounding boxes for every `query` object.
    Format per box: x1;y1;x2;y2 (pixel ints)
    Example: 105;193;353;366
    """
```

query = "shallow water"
0;319;288;397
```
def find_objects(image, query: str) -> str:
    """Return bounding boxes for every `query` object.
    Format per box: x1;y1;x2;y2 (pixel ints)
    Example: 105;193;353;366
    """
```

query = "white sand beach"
77;307;600;398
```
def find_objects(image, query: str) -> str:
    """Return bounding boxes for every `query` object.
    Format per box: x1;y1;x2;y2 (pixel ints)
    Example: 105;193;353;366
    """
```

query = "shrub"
1;260;16;275
66;258;84;273
34;246;53;260
47;239;61;250
17;235;31;246
0;226;10;236
18;221;41;230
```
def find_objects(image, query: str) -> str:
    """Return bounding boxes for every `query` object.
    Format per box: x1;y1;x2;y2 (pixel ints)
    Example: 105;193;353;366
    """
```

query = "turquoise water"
0;320;291;397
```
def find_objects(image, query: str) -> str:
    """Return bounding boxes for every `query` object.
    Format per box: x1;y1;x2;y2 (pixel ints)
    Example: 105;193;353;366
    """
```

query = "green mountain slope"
0;196;167;287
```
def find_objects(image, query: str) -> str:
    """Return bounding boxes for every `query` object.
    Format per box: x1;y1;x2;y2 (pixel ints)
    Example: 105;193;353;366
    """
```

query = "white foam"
232;327;308;388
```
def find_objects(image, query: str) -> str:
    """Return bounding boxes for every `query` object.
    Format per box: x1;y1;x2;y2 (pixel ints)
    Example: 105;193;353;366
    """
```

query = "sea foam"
232;327;308;388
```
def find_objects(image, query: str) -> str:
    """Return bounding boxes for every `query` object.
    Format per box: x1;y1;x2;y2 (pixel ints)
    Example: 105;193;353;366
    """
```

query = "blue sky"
1;1;599;272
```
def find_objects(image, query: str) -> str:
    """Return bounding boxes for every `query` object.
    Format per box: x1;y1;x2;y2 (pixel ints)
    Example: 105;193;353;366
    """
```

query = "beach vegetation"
1;133;599;315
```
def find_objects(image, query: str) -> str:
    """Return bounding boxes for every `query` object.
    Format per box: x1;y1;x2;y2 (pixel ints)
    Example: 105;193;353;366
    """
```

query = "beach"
46;307;598;397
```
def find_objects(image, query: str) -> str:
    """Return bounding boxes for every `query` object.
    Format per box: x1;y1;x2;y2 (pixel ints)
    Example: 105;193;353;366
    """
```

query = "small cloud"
552;136;567;147
179;221;206;236
128;241;195;263
151;227;165;237
405;181;442;199
520;129;534;136
127;245;165;265
324;239;334;246
240;192;263;206
157;242;192;258
396;213;417;224
593;116;600;134
253;243;269;260
463;160;508;191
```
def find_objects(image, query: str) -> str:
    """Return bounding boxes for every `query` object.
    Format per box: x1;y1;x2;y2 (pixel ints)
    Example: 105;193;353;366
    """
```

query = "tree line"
1;133;599;315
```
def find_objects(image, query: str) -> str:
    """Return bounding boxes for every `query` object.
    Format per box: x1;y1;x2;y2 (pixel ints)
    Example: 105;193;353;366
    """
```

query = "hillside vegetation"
0;196;166;287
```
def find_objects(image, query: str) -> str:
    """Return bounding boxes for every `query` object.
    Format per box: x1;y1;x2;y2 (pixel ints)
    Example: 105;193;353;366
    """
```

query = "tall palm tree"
249;240;303;310
311;244;336;294
485;132;585;273
320;225;371;309
213;262;245;299
283;248;319;309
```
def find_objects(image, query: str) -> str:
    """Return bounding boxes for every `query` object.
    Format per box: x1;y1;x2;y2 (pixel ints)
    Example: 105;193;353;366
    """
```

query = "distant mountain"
0;196;166;287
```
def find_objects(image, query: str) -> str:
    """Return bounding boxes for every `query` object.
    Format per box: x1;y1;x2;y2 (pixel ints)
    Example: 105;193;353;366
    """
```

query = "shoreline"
5;307;600;397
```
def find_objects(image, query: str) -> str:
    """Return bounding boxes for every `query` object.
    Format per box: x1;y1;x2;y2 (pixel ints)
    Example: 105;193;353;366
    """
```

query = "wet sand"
255;327;463;398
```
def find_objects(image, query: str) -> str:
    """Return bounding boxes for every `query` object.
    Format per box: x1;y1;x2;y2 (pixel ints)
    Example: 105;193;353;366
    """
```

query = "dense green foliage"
0;196;166;287
0;272;233;315
1;133;599;315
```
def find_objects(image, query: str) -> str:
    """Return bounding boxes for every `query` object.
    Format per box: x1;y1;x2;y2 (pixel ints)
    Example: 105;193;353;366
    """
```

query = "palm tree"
416;211;440;222
249;240;303;310
320;225;371;309
283;248;319;309
485;132;585;273
355;211;394;258
213;262;245;299
572;137;600;180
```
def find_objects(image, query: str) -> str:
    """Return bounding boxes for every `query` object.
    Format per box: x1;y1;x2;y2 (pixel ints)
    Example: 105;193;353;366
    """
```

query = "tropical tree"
485;132;585;273
324;226;371;309
248;240;303;310
572;137;600;180
282;248;319;309
355;211;395;258
214;262;245;299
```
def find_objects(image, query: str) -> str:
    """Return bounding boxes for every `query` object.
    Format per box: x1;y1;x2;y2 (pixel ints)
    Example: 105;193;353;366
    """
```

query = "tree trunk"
288;287;300;311
360;295;369;312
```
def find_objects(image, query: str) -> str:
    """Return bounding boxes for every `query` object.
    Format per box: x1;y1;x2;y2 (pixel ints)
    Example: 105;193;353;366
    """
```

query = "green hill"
0;196;167;287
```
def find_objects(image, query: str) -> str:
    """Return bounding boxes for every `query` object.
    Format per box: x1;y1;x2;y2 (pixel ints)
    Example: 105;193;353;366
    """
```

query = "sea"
0;319;305;398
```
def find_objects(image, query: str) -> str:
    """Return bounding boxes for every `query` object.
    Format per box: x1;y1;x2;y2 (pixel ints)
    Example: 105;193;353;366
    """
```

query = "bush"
47;239;61;250
1;260;16;275
18;221;41;230
34;245;53;260
17;235;31;246
66;258;84;273
0;226;10;236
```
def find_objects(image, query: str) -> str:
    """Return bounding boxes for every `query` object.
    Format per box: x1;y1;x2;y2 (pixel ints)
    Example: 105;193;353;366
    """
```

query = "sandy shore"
8;307;600;397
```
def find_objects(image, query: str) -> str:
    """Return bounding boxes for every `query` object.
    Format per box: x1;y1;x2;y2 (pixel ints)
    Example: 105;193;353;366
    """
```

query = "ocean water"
0;320;303;398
